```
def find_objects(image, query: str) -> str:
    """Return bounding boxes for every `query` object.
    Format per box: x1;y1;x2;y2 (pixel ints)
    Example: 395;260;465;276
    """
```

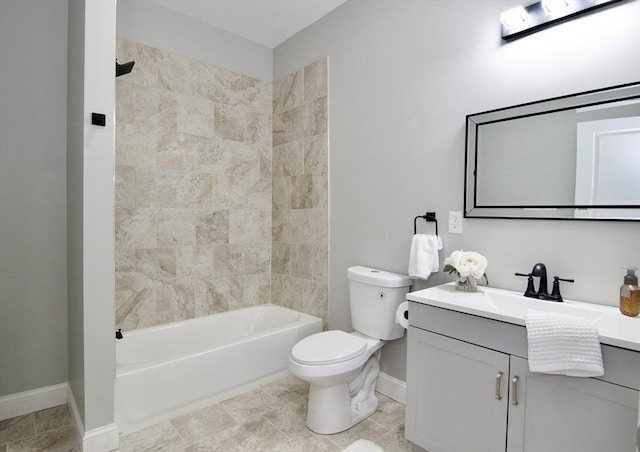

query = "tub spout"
116;329;123;340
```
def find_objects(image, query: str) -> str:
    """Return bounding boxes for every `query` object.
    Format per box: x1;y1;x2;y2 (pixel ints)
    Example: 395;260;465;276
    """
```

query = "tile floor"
0;375;412;451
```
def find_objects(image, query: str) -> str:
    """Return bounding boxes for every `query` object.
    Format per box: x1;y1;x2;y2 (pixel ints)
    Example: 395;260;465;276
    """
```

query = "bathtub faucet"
116;329;123;340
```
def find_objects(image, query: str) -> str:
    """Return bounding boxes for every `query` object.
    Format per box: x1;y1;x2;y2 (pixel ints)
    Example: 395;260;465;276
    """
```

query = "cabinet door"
507;356;639;452
406;328;510;452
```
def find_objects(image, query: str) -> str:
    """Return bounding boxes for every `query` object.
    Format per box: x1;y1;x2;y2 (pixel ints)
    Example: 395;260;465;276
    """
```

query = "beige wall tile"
304;58;328;103
304;134;328;175
283;141;304;177
157;209;196;247
176;94;215;138
312;96;328;135
271;243;291;275
176;246;214;280
116;40;325;330
116;122;157;168
115;166;136;208
291;175;313;209
177;172;214;208
135;169;178;208
215;104;246;142
196;210;229;245
115;207;157;249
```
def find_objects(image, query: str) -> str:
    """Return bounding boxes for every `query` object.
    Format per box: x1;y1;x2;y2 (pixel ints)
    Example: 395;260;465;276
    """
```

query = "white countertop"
407;283;640;352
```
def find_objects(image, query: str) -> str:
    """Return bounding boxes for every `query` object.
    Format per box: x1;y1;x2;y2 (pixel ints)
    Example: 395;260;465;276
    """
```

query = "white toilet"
289;265;412;434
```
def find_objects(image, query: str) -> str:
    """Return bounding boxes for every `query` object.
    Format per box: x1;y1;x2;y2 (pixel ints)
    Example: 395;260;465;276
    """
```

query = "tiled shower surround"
115;39;327;331
271;60;329;326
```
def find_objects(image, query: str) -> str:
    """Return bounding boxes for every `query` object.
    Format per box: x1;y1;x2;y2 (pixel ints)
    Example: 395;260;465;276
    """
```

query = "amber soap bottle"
620;267;640;317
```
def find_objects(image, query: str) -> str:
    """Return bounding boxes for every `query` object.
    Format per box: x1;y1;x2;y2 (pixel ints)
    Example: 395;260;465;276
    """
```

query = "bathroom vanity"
405;283;640;452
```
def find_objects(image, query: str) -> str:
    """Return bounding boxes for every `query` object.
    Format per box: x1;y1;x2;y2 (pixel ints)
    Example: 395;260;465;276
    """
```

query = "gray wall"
0;0;68;397
275;0;640;380
116;0;273;82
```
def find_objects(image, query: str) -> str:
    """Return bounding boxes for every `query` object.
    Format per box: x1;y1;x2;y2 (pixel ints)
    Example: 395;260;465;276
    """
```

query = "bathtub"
114;304;321;434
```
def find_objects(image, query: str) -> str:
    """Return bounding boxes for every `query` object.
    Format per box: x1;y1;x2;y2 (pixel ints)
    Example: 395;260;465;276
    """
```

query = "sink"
407;283;640;351
484;291;606;323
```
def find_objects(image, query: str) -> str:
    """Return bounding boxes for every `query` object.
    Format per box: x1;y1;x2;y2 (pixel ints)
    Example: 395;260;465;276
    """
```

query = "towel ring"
414;212;438;235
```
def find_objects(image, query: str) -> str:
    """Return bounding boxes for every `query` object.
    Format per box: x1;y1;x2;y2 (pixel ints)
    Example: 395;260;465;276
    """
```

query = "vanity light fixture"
501;0;623;40
541;0;569;12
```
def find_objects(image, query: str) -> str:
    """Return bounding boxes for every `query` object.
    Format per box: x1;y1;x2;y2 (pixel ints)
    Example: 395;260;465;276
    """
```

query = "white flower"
444;250;464;270
444;250;488;281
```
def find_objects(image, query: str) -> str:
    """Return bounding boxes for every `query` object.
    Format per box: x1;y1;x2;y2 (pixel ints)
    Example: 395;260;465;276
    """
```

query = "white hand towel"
408;234;443;280
525;309;604;377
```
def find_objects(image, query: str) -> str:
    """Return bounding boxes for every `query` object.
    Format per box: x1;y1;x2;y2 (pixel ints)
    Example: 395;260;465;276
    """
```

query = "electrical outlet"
449;211;463;234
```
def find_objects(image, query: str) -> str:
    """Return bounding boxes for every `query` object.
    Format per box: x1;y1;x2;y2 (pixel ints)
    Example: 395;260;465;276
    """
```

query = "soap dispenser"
620;267;640;317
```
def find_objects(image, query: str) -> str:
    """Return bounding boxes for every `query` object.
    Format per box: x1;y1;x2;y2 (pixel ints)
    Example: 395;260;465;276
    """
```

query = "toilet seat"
291;331;367;365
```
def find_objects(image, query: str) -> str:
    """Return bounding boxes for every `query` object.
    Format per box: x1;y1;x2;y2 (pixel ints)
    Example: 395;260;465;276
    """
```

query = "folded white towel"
408;234;442;280
525;309;604;377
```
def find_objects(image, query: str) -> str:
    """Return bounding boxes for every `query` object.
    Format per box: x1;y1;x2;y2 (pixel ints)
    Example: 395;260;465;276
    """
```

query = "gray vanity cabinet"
406;327;509;452
405;302;639;452
507;356;637;452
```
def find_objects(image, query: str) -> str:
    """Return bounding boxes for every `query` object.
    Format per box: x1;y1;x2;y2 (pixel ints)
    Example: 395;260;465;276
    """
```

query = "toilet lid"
291;330;367;365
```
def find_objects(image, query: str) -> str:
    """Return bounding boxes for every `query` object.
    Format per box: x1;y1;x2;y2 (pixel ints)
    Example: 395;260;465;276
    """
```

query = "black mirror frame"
464;81;640;221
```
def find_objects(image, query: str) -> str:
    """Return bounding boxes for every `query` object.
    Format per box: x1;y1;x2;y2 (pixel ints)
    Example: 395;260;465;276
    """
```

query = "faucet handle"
548;276;574;302
515;272;537;298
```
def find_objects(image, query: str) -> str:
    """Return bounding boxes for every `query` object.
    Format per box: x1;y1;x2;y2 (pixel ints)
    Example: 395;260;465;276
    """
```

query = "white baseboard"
83;424;119;452
375;372;406;405
67;385;85;442
0;382;67;421
68;386;120;452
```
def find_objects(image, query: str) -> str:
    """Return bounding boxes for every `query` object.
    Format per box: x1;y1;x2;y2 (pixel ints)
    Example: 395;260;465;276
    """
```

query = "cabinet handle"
495;371;503;400
511;376;519;406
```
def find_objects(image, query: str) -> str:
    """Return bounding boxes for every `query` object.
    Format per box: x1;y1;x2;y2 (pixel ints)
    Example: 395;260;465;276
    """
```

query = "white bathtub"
114;304;321;433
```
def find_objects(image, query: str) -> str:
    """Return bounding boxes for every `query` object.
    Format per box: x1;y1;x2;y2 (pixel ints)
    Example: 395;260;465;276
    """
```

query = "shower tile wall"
271;59;329;327
115;40;328;331
115;40;273;330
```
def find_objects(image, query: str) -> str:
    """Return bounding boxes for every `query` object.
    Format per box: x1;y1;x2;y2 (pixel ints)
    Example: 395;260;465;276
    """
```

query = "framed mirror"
465;81;640;220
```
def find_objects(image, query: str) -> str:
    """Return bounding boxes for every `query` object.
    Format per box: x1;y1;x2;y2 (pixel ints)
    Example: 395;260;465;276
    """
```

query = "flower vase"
456;276;478;292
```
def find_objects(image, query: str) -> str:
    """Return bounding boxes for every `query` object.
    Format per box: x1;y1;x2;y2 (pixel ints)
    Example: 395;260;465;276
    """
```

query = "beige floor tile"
260;375;309;404
0;414;35;445
276;431;340;452
4;425;79;452
219;389;278;423
262;397;309;439
377;425;413;452
215;418;287;452
4;377;411;452
180;435;224;452
369;394;405;429
35;405;72;434
119;421;185;452
170;404;236;445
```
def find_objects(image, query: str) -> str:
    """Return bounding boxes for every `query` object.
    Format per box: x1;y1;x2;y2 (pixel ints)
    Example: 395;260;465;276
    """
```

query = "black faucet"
116;329;123;340
516;263;574;302
548;276;575;302
531;263;549;299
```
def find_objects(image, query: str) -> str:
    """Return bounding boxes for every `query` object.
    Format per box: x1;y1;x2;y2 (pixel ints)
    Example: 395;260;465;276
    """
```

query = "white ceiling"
149;0;347;49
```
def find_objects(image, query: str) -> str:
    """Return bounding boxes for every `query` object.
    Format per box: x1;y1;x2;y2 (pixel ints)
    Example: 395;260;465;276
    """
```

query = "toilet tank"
347;266;412;340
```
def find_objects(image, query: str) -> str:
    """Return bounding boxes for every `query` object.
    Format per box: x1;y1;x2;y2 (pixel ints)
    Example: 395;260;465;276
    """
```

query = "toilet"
289;265;412;434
